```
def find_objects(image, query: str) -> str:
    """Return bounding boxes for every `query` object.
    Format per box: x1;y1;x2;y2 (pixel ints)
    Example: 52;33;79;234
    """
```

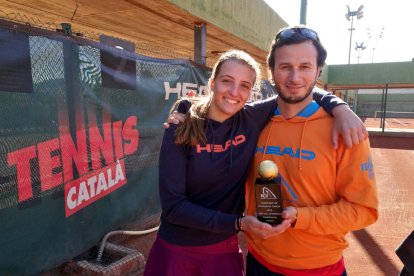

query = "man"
242;26;378;275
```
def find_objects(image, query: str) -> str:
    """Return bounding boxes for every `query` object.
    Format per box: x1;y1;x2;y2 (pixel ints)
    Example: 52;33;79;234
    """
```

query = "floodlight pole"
345;5;364;64
347;15;355;64
355;42;366;63
344;5;363;105
369;26;384;63
300;0;307;25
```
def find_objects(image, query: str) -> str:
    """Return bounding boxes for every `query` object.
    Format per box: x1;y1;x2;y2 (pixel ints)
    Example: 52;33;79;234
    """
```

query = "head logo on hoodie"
256;145;315;160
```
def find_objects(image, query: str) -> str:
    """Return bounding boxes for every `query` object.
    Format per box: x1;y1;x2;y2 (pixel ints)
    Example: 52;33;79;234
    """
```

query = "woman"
144;50;360;276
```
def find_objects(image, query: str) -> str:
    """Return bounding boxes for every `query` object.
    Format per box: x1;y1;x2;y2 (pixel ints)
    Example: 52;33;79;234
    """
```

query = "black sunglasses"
276;28;319;41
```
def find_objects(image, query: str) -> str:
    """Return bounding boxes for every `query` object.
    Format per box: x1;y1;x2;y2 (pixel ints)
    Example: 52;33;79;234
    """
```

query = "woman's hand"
163;111;187;129
331;105;368;149
241;215;291;239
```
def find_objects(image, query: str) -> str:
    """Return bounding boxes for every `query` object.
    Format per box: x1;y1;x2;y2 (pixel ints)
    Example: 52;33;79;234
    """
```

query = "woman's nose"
229;84;238;96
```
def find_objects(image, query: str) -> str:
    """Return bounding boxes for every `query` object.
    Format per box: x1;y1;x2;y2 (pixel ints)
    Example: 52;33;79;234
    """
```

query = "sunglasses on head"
276;27;319;41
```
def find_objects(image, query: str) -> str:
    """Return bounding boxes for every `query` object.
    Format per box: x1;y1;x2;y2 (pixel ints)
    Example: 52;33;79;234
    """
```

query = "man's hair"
267;26;327;82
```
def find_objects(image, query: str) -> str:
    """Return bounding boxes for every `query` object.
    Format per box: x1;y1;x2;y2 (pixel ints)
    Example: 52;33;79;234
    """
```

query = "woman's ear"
208;78;214;89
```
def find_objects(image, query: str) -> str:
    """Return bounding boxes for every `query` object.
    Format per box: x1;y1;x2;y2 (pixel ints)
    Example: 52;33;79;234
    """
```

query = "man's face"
272;41;322;105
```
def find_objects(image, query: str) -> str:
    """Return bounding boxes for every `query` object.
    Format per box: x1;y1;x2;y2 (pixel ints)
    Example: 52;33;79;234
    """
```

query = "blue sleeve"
313;88;348;115
158;126;237;233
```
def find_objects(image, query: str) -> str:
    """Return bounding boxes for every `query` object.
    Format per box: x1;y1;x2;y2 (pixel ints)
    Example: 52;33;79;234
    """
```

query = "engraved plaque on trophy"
254;160;283;225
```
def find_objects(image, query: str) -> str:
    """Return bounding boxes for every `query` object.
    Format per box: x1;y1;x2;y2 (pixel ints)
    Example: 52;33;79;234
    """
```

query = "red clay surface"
342;146;414;275
364;117;414;130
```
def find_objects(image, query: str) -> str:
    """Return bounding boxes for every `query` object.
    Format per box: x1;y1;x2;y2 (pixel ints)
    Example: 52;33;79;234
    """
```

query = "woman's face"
208;60;256;122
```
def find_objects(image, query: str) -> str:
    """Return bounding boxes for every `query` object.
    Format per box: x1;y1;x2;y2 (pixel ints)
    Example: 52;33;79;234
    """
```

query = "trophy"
254;160;283;225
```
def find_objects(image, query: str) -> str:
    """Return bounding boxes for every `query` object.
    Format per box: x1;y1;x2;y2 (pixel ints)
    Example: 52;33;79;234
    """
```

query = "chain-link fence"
0;10;208;66
334;88;414;132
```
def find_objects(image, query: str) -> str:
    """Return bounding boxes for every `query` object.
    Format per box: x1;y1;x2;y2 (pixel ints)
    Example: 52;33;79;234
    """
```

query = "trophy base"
257;214;283;225
255;177;283;225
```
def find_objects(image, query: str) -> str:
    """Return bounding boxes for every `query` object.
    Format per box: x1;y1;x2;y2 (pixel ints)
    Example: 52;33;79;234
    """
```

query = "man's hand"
282;206;297;226
163;111;187;129
331;105;368;149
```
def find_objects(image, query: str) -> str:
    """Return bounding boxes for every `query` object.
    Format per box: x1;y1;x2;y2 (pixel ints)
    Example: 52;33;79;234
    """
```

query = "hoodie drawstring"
205;115;237;171
228;115;238;170
206;120;215;160
261;120;275;162
264;116;309;171
298;119;309;171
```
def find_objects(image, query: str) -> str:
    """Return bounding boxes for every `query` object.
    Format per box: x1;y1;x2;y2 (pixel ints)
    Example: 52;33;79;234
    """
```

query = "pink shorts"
144;235;244;276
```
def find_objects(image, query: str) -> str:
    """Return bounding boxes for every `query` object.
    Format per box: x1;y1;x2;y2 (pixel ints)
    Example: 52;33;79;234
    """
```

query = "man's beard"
275;82;314;104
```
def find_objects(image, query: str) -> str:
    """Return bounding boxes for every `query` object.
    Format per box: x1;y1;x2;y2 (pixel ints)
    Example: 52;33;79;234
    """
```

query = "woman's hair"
174;50;261;146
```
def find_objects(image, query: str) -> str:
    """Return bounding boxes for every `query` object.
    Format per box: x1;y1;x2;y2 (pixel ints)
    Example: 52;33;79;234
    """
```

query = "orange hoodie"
245;101;378;270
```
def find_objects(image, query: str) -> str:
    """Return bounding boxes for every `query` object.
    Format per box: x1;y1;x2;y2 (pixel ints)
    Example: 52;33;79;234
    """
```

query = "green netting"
0;25;209;275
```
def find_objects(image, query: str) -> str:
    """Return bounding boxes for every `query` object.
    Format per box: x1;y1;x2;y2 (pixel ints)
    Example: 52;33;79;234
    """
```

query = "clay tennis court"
339;128;414;275
363;117;414;131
